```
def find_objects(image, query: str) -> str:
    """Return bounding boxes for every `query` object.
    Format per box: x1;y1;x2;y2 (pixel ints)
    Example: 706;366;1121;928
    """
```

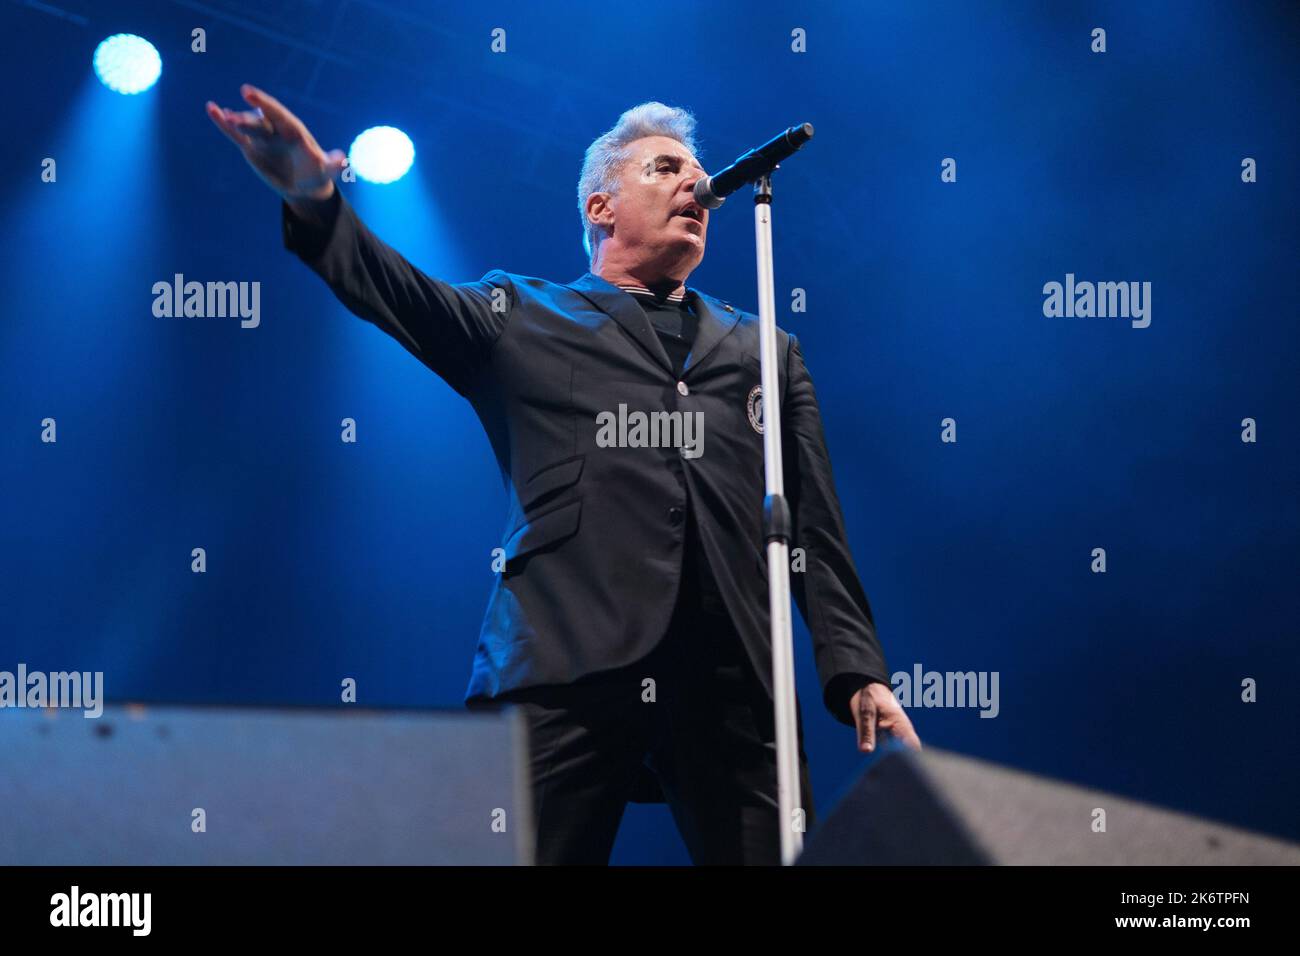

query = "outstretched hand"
205;84;347;203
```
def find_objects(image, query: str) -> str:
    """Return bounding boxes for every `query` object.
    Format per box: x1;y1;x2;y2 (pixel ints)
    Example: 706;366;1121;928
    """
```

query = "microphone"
693;123;814;210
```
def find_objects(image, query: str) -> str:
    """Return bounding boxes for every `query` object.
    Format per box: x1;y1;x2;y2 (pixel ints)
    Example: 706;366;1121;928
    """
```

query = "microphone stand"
696;123;812;864
752;171;802;865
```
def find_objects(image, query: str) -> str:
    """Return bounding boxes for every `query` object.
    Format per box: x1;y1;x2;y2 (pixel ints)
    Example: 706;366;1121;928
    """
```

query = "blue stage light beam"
347;126;415;184
92;34;162;95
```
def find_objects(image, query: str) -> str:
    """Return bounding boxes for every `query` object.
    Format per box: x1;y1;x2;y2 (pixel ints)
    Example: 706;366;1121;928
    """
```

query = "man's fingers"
324;149;348;173
223;107;275;139
879;712;924;752
205;101;251;148
857;696;876;753
239;83;278;113
239;84;299;136
208;101;273;141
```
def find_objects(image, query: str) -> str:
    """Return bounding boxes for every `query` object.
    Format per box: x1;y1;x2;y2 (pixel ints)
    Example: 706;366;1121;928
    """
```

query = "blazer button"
676;381;689;396
668;506;684;526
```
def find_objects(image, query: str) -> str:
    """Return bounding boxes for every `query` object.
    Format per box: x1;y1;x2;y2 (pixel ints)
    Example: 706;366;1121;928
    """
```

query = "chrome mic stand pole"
752;171;801;864
695;122;814;865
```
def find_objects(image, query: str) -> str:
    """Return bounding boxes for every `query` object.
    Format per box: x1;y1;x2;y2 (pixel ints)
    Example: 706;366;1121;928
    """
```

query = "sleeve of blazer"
280;187;512;395
782;333;891;727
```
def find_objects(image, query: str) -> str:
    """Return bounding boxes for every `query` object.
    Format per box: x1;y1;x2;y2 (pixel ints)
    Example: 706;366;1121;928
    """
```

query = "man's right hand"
205;84;347;208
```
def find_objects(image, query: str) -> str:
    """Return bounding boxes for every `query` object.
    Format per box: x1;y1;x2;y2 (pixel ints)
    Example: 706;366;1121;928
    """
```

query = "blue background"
3;0;1297;862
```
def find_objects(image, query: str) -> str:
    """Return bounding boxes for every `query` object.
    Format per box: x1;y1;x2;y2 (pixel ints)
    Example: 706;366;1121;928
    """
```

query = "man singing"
206;85;921;865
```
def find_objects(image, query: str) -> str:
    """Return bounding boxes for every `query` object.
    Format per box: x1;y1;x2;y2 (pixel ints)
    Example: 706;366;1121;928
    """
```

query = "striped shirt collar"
618;284;689;304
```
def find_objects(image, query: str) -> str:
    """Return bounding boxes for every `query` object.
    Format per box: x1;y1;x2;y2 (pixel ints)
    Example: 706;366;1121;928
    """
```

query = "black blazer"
281;189;888;727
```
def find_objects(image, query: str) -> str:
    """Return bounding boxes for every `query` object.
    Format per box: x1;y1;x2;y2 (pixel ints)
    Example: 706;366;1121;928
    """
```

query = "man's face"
597;135;709;276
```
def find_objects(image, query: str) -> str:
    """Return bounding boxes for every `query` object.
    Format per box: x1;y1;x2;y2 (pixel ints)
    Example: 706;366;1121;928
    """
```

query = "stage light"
347;126;415;184
93;34;162;95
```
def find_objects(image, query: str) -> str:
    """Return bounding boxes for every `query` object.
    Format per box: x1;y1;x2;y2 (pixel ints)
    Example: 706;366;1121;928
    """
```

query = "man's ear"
586;191;614;232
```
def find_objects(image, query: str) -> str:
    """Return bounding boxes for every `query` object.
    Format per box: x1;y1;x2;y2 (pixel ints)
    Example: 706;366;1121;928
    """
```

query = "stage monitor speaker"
0;703;533;865
797;746;1300;865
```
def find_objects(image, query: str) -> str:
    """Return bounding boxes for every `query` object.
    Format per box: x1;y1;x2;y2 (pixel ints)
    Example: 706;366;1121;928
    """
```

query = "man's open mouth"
676;206;703;222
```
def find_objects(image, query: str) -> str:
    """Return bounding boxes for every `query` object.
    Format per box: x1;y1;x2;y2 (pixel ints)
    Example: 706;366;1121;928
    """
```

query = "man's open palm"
205;84;347;202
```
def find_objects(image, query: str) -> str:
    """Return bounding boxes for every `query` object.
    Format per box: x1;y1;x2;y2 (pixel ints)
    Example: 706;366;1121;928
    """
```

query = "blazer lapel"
682;288;740;376
565;272;742;379
566;272;674;376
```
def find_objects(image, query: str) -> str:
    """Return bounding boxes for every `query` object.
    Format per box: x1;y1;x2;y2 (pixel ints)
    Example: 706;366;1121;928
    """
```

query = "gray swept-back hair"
577;102;699;262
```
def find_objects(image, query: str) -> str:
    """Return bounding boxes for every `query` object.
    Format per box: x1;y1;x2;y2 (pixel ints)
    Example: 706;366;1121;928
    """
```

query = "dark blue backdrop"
3;0;1297;863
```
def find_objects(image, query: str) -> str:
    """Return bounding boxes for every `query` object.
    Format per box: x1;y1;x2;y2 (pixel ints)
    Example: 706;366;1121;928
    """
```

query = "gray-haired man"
208;86;920;865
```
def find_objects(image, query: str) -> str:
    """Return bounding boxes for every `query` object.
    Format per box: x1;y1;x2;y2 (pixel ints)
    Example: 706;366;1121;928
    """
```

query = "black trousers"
477;541;816;865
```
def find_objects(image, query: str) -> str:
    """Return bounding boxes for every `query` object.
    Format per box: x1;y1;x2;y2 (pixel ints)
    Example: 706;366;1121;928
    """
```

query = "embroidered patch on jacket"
747;384;764;434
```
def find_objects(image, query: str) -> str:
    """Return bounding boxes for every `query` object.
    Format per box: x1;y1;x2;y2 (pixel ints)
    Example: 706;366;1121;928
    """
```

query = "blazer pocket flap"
504;499;582;567
520;455;585;512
